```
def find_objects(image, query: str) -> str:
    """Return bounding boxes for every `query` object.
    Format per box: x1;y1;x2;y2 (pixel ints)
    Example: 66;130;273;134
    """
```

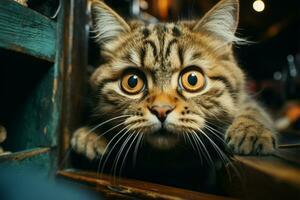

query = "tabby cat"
71;0;276;163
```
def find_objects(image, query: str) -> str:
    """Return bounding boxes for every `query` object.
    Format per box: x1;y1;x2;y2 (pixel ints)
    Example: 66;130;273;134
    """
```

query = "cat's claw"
225;118;276;155
71;127;107;160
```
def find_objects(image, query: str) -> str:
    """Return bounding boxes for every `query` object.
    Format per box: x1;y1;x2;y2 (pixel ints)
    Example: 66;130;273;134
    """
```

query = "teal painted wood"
49;30;63;148
0;0;56;62
7;66;58;150
0;148;52;177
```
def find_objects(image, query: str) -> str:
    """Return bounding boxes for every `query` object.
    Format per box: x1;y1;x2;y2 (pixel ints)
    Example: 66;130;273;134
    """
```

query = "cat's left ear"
193;0;240;44
91;0;130;46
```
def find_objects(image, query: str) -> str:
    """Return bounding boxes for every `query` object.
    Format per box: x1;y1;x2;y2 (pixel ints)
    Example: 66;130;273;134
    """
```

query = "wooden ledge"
225;149;300;199
0;147;50;162
58;169;236;200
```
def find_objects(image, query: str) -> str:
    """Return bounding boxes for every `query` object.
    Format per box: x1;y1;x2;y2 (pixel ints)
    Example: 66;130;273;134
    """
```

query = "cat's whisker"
97;125;132;178
112;131;136;183
183;131;190;145
198;128;231;177
182;131;187;143
197;128;242;183
197;128;228;161
197;129;231;177
189;133;208;166
204;122;226;136
89;115;132;134
199;107;232;126
96;121;126;139
98;124;131;160
191;130;214;167
208;111;232;126
119;131;141;178
132;130;144;167
100;127;133;175
203;124;227;145
184;131;194;150
203;122;237;155
185;131;203;165
205;114;231;127
205;120;230;132
203;124;235;156
206;124;233;163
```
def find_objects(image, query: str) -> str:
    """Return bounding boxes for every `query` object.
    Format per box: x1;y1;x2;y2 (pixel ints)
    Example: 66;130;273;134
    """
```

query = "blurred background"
104;0;300;140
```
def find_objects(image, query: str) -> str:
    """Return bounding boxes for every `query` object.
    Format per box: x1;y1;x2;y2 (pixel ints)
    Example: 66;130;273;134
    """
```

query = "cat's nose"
149;105;174;123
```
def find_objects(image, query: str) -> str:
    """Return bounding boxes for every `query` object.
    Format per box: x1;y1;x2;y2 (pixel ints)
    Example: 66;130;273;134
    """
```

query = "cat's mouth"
145;128;180;150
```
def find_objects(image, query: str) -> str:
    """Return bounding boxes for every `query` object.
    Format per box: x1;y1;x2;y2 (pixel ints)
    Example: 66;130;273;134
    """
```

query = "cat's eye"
179;67;205;92
121;71;145;94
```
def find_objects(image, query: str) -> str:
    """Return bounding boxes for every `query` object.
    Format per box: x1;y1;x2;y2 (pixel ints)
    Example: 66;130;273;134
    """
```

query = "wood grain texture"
0;147;52;179
234;156;300;187
0;0;56;61
58;0;89;165
224;154;300;200
0;147;50;162
58;170;236;200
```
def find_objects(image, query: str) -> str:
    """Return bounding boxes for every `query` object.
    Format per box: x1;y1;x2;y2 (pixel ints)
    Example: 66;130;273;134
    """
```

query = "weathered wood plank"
234;156;300;187
0;147;50;162
274;146;300;165
224;155;300;200
58;0;89;164
58;170;236;200
0;148;52;179
0;0;56;61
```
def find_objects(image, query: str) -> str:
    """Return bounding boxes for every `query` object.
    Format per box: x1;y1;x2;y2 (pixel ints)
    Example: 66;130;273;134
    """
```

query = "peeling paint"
0;0;56;62
52;78;58;103
43;126;48;135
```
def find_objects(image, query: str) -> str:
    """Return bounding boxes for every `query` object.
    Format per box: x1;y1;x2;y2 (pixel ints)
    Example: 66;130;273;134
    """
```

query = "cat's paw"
225;117;276;155
71;127;107;160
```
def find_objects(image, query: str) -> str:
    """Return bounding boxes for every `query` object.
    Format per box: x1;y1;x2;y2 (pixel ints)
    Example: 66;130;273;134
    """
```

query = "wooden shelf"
0;0;56;62
0;147;50;162
58;169;236;200
234;155;300;186
0;147;53;175
225;152;300;200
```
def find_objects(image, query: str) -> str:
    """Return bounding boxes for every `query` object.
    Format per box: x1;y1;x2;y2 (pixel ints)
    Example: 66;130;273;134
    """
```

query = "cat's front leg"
71;127;107;160
225;100;277;155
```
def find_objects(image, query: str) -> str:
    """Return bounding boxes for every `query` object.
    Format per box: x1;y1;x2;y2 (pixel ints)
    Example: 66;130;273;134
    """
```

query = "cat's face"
90;0;245;149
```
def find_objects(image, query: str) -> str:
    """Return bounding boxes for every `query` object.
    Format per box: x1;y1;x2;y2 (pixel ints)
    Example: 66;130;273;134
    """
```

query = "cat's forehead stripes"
110;22;214;81
111;23;183;72
138;23;185;71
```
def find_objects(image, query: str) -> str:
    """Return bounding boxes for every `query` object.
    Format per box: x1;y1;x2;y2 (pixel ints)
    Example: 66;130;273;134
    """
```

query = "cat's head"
90;0;245;149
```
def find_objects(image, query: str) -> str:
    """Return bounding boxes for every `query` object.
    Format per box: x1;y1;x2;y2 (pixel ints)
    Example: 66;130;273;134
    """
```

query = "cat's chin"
145;129;179;150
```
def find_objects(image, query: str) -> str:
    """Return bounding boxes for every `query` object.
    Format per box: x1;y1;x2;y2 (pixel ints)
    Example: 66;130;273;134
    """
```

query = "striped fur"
71;0;276;160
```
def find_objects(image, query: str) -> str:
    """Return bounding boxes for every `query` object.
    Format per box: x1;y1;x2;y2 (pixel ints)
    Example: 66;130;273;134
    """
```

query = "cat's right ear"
193;0;241;44
91;0;130;47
